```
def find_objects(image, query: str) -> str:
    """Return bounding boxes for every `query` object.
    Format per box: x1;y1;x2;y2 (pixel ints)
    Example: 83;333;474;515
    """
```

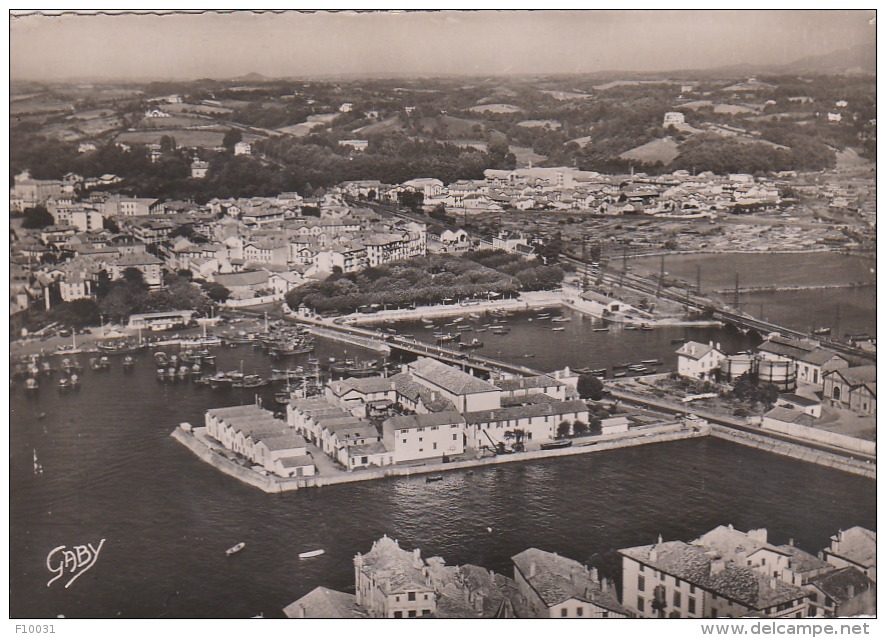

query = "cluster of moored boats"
220;324;315;358
575;359;663;379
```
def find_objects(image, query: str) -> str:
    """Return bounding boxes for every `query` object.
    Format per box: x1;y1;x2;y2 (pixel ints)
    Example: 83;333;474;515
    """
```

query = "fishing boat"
591;369;607;377
613;371;627;378
641;359;662;366
58;378;71;391
69;374;80;387
421;318;435;325
346;360;381;377
123;355;135;368
640;324;654;331
551;316;571;323
625;325;639;331
436;333;460;343
425;475;444;483
592;327;610;332
474;328;487;333
468;313;481;320
99;356;111;369
456;324;473;331
459;338;484;349
226;542;246;556
812;327;831;336
233;375;268;389
536;313;551;319
89;358;102;371
551;327;566;332
298;549;325;559
541;440;573;450
154;352;168;366
670;337;686;344
40;361;53;375
490;327;510;335
628;365;649;374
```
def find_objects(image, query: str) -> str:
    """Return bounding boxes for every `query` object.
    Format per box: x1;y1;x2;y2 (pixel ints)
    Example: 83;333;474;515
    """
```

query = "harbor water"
10;332;875;618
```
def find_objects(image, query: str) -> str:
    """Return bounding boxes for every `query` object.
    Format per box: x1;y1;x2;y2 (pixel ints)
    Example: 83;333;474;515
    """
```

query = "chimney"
601;578;610;593
473;592;484;613
649;547;658;562
846;585;855;599
590;566;599;583
769;577;778;590
710;559;725;576
413;548;423;569
530;562;537;578
788;538;795;547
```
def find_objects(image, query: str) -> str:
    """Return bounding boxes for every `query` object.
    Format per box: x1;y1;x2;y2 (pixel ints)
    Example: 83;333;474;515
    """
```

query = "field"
467;103;521;114
619;136;680;164
517;119;562;129
116;129;228;148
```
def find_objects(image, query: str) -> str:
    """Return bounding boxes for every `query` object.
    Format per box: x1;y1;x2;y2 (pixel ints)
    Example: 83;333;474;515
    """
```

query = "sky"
9;9;877;81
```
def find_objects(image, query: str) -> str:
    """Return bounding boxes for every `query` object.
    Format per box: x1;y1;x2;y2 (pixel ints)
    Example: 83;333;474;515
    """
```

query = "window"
711;608;718;618
833;386;841;401
408;610;417;618
408;592;416;602
674;591;681;608
394;611;403;618
402;439;406;444
688;598;696;614
638;575;645;591
637;597;645;612
453;433;457;440
418;437;423;442
561;608;568;617
396;596;400;602
576;607;584;617
689;585;695;594
424;594;429;600
431;426;438;431
433;443;437;450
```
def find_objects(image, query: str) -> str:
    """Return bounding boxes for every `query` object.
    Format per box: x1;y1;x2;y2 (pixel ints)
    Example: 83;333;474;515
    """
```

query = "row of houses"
285;534;628;619
335;167;786;217
203;405;316;478
284;524;875;618
621;525;876;619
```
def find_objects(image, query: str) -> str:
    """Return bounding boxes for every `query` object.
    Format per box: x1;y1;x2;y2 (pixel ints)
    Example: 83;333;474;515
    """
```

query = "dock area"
171;422;709;494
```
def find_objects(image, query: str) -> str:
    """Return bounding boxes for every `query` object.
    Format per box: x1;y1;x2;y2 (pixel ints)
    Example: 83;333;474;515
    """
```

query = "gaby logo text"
46;539;105;588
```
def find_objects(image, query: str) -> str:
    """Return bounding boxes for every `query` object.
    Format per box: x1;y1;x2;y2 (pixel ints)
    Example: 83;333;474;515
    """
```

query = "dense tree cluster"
284;251;563;314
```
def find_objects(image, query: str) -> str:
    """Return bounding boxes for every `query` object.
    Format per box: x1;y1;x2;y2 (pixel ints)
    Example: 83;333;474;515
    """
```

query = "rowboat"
551;327;566;332
226;542;246;556
298;549;325;559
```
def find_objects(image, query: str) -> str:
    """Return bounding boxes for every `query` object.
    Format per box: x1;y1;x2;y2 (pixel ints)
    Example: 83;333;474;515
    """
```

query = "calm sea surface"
10;325;876;619
628;252;876;335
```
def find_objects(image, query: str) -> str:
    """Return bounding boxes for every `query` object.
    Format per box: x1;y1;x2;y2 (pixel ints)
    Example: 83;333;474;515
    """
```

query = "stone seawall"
171;424;707;494
709;425;875;480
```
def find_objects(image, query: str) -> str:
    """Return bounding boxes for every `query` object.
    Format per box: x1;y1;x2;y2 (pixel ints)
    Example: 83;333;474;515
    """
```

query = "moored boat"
298;549;325;559
541;440;573;450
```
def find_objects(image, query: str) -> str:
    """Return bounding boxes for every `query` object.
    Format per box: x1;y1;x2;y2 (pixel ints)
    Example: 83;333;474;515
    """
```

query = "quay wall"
713;282;874;295
709;425;875;480
172;423;706;494
760;418;876;456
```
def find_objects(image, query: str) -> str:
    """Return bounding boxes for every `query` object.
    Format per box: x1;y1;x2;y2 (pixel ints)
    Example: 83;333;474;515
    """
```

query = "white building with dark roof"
406;357;501;412
676;341;725;381
382;411;466;462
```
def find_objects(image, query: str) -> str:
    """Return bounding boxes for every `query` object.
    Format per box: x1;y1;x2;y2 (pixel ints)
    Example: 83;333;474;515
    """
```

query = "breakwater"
713;281;875;295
